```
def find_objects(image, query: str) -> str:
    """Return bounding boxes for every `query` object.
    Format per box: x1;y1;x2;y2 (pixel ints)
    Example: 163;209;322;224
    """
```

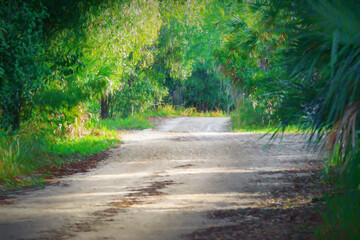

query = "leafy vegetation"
0;117;119;187
144;104;225;118
1;0;359;237
0;1;47;130
234;1;360;238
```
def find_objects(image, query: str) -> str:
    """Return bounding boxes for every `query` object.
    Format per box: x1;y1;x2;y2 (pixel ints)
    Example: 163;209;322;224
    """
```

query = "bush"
0;1;47;129
0;115;119;187
230;99;275;130
165;69;234;112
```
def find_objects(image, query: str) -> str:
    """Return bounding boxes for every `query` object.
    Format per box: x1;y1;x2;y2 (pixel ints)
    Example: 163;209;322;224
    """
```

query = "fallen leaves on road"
183;162;328;240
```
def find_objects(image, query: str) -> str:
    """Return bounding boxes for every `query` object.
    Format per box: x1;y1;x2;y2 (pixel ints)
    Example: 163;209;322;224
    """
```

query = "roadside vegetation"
0;104;223;188
1;0;359;238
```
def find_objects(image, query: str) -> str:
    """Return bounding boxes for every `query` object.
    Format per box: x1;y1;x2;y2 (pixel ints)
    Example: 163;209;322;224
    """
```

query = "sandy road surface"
0;117;320;240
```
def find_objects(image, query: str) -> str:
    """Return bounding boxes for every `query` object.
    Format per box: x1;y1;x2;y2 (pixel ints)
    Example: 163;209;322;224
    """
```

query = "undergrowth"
230;107;300;133
316;145;360;239
144;104;226;118
87;115;154;130
0;117;119;189
0;106;226;189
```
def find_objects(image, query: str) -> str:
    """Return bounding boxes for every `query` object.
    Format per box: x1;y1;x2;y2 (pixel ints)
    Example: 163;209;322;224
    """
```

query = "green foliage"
156;0;237;113
0;0;231;188
217;2;286;124
40;0;164;119
320;190;360;239
230;99;275;130
110;69;168;118
165;68;234;112
2;1;360;237
0;128;47;181
144;104;226;118
315;139;360;239
48;134;118;157
87;116;154;131
214;0;360;234
0;115;119;187
1;0;238;129
249;0;360;238
0;0;48;129
157;0;208;80
263;0;360;168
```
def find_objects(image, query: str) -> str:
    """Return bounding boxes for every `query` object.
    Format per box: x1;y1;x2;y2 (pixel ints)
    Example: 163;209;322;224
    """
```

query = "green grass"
231;124;301;133
87;115;154;130
317;188;360;239
48;133;119;157
0;119;120;189
143;104;226;118
315;146;360;239
230;108;302;133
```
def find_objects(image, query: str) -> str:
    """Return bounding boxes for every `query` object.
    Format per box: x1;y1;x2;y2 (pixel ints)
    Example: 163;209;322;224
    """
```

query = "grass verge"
230;108;301;133
144;104;226;118
87;115;154;130
231;124;301;133
0;120;119;189
0;106;226;189
315;148;360;239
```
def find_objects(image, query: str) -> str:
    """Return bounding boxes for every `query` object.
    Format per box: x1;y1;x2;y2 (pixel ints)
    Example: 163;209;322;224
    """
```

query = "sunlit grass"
0;118;120;188
231;125;301;133
87;115;154;130
144;104;226;118
230;109;302;133
49;134;119;157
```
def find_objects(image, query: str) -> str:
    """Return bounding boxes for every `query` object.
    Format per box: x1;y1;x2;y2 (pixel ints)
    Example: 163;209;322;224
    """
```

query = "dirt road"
0;117;322;240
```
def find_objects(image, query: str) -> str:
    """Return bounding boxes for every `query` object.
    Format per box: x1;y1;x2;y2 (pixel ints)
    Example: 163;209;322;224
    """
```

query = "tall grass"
0;117;119;188
0;130;47;181
316;142;360;239
87;115;154;130
230;99;303;133
229;99;277;131
144;104;226;118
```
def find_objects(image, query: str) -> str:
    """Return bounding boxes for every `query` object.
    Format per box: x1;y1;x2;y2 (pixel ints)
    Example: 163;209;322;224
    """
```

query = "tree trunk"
12;108;21;130
100;95;111;119
1;100;21;130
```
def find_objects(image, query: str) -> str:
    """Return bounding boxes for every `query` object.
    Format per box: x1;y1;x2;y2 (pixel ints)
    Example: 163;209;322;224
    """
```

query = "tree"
156;0;236;112
0;1;47;130
248;1;360;237
40;0;163;119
